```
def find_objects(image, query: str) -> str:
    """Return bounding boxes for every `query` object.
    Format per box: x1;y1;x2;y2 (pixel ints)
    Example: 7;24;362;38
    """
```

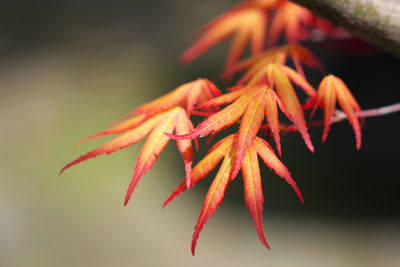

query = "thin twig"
332;102;400;123
260;103;400;133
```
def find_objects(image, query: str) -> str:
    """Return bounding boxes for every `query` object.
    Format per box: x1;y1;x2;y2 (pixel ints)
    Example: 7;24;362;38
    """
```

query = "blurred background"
0;1;399;266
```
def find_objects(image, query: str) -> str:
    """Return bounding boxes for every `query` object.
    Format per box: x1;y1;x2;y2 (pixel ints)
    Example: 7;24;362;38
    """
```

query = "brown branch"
290;0;400;57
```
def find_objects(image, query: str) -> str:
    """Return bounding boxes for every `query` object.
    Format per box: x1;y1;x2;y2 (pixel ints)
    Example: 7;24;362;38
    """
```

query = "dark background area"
0;1;399;266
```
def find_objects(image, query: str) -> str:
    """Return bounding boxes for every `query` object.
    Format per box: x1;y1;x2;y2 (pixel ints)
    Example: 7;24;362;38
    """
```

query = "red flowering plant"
62;0;400;255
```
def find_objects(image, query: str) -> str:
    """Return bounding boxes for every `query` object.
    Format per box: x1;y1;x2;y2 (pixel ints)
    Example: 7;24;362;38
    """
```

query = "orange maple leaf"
236;63;316;151
181;0;341;76
233;44;324;83
312;75;362;149
61;107;195;203
61;79;222;203
267;1;313;46
163;134;303;254
181;0;279;75
169;86;263;180
203;61;315;151
169;82;313;183
267;1;346;47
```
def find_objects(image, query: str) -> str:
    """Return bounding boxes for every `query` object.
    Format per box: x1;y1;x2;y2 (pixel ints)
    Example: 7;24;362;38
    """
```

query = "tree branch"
290;0;400;57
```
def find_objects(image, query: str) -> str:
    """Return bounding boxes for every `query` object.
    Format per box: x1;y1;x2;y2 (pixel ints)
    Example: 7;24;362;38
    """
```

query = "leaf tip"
185;177;192;188
123;193;131;206
58;167;66;176
307;141;315;153
191;232;199;256
124;175;139;206
276;144;282;158
261;239;271;250
59;161;75;175
293;185;304;204
356;137;362;150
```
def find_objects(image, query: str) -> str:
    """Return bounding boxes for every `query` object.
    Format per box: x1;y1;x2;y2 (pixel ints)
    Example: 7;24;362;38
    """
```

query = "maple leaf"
181;0;341;76
163;134;303;254
233;44;324;83
267;1;346;47
181;0;279;75
169;86;263;181
61;79;222;202
312;75;362;149
174;64;314;153
237;63;315;151
61;106;196;203
267;1;313;46
170;81;313;184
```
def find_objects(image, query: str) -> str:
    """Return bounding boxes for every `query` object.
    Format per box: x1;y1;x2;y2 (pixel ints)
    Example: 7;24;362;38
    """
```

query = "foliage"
62;0;364;255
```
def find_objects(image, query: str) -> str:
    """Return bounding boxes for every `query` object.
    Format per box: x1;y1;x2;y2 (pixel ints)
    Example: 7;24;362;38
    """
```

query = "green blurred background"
0;1;399;266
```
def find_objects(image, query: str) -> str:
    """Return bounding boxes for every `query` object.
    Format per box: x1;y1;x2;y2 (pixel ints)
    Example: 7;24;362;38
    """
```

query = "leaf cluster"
62;0;363;255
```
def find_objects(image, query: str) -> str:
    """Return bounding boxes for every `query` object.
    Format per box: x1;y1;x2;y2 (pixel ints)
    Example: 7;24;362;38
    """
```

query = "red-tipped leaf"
241;146;270;249
191;146;236;255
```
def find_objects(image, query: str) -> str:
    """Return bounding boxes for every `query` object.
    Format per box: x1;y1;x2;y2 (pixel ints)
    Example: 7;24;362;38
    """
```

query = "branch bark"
290;0;400;57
